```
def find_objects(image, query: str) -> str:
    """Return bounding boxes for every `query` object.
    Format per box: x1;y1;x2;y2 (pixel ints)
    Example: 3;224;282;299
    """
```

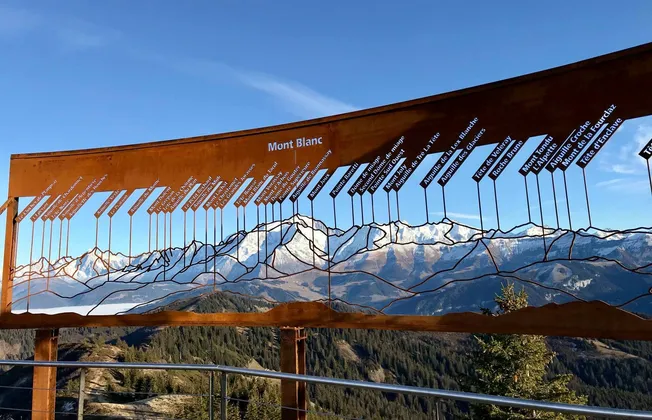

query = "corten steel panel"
8;42;652;197
2;43;652;340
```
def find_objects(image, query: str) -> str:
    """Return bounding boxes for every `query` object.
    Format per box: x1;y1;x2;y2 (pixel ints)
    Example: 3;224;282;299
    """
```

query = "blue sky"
1;0;652;266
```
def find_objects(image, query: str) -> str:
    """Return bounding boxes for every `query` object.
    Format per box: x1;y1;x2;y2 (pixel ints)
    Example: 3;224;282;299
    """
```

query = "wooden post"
1;197;19;314
32;329;59;420
280;327;307;420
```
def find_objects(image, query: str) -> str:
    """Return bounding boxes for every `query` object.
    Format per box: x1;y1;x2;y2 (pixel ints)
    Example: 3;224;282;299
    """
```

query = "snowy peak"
11;216;652;316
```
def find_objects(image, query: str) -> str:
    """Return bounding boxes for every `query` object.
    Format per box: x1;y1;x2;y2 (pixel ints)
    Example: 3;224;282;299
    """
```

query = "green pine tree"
244;392;263;420
465;283;587;419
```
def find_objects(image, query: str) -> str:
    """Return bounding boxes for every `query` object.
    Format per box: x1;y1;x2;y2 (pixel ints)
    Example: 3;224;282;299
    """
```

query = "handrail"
1;359;651;418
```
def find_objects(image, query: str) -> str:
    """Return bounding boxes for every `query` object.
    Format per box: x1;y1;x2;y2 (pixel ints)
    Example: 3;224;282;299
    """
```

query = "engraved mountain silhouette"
10;215;652;316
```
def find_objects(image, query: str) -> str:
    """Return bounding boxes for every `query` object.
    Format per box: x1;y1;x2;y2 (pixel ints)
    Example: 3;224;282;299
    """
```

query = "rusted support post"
280;327;307;420
1;197;19;314
32;328;59;420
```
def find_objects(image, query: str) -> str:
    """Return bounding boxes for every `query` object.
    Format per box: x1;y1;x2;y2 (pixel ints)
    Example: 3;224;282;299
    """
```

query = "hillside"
0;292;652;418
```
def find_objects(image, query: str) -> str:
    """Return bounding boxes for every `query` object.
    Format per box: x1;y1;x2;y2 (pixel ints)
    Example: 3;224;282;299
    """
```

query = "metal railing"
1;359;651;419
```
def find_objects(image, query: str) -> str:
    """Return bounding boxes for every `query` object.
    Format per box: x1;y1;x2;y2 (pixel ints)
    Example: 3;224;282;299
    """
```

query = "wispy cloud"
235;71;358;118
430;211;483;221
600;123;651;174
131;51;358;119
596;177;650;194
1;5;353;118
0;5;118;51
595;178;625;188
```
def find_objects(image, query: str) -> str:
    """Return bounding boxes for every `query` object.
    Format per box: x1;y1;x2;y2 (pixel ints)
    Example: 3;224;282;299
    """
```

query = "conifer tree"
465;283;587;419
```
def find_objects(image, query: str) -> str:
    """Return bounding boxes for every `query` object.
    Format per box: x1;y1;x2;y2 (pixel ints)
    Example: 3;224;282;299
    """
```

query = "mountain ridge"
11;216;652;316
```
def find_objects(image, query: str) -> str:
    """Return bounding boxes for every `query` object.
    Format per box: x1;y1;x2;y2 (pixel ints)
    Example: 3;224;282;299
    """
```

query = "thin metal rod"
129;216;133;265
264;204;269;277
387;190;392;243
371;193;375;223
47;220;53;272
333;197;338;229
257;206;261;264
536;174;548;257
220;372;227;420
4;359;652;420
360;194;364;225
156;213;159;250
327;202;333;308
108;217;112;281
311;201;316;267
493;179;500;231
396;190;400;221
524;176;532;223
213;209;217;290
476;182;483;232
58;220;63;261
562;171;572;230
550;171;560;229
424;188;429;224
148;214;152;252
66;219;70;257
205;209;209;273
350;195;355;226
441;186;447;220
41;221;46;260
236;207;240;261
94;218;99;250
647;159;652;196
582;168;593;228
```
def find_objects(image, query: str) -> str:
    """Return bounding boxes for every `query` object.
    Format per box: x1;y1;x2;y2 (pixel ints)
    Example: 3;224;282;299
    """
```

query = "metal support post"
77;369;85;420
220;372;227;420
209;371;214;420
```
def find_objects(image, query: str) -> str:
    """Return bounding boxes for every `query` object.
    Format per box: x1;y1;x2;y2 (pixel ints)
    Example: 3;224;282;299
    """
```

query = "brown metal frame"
2;42;652;341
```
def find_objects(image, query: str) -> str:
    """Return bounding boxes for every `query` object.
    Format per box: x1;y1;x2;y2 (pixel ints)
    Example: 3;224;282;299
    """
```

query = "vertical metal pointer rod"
424;188;429;224
524;176;532;223
476;182;484;232
493;179;501;231
581;168;593;228
562;171;572;231
441;186;447;221
550;172;560;229
536;174;548;257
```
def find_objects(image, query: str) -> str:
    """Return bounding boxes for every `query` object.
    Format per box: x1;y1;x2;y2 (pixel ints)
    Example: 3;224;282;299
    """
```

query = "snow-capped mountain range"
12;215;652;316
